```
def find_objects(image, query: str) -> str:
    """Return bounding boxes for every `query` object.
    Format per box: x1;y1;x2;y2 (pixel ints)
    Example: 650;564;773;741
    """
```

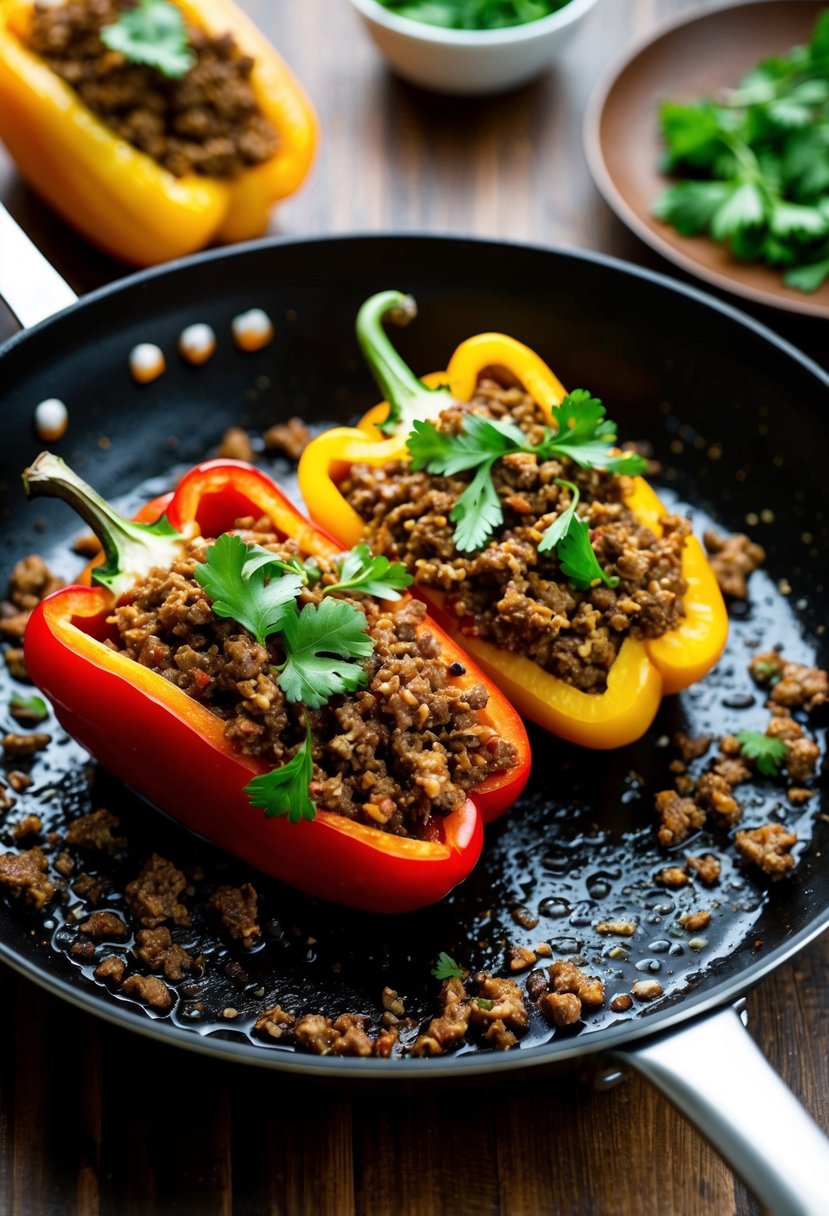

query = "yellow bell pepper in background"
298;295;729;750
0;0;316;265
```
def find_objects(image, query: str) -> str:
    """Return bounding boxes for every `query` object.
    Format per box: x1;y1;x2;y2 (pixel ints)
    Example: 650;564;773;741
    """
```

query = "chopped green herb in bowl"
652;10;829;294
374;0;572;32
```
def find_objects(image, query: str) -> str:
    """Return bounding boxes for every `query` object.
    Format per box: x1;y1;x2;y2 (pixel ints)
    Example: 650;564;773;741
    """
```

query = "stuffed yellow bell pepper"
298;291;729;750
0;0;316;265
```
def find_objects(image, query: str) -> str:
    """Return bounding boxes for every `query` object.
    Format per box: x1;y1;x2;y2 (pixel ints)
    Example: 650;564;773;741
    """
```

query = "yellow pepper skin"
298;323;729;750
0;0;316;265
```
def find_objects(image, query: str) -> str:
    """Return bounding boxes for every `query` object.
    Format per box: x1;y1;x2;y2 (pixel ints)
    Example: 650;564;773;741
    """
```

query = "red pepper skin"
25;460;529;912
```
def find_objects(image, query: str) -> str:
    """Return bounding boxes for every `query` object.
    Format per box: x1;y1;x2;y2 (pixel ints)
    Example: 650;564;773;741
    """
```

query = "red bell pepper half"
23;458;530;913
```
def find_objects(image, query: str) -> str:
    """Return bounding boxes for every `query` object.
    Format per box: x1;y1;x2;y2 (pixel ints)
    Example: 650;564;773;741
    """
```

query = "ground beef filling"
341;379;689;694
27;0;278;178
108;531;516;838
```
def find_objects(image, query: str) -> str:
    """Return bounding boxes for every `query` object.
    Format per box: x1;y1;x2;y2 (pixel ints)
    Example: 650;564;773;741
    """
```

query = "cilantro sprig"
376;0;571;31
244;722;316;823
736;730;789;777
537;480;619;589
431;952;465;980
325;543;413;600
194;534;305;647
101;0;196;79
652;11;829;293
406;389;646;555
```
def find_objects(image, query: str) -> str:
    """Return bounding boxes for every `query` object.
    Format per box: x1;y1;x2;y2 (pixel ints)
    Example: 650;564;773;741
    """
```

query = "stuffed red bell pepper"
22;456;529;913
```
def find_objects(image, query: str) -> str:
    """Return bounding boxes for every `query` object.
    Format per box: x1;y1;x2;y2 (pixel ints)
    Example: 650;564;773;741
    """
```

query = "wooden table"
0;2;826;1213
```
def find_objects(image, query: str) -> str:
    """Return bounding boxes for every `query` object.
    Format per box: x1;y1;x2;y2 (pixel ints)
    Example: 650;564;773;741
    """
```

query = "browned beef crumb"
11;814;41;841
712;754;753;786
0;783;14;813
121;973;173;1010
655;788;706;847
411;976;471;1057
735;823;797;878
749;652;828;712
341;378;689;695
656;866;689;888
686;853;721;885
134;927;196;981
94;955;126;984
65;808;125;854
4;648;29;681
27;0;279;179
79;910;127;940
507;944;537;972
0;847;54;909
703;529;765;598
679;909;711;932
695;771;743;828
788;787;815;805
525;969;549;1003
539;991;582;1027
264;418;312;462
1;732;51;759
72;873;106;904
610;994;633;1013
7;771;32;794
595;920;637;936
206;883;260;946
470;974;529;1033
672;732;714;763
254;1003;294;1041
109;531;517;839
217;427;254;462
547;961;605;1008
124;853;190;927
54;850;74;877
509;903;539;930
6;555;64;611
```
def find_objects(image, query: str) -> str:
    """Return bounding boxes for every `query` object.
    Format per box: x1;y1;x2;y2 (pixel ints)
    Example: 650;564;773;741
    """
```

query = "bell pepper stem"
356;290;453;435
23;451;189;597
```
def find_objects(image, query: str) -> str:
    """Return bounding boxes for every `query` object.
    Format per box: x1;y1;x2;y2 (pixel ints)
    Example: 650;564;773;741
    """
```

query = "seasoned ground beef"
107;529;517;838
341;379;689;693
26;0;278;179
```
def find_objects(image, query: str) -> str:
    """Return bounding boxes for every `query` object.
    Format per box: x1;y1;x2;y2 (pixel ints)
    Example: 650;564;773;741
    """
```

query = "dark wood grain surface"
0;2;826;1213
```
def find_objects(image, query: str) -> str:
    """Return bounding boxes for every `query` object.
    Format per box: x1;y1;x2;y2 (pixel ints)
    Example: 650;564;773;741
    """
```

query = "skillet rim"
0;230;826;1077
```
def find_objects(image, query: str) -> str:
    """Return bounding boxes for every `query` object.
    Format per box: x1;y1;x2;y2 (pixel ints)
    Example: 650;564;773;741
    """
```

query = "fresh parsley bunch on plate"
652;10;829;293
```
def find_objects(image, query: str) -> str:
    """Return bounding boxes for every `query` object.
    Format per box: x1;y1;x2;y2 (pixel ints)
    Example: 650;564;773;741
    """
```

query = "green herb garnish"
275;597;374;709
377;0;571;31
652;11;829;293
194;534;304;648
406;389;646;554
431;951;465;980
101;0;196;79
736;730;789;777
9;693;48;725
476;997;494;1010
244;722;316;822
326;543;413;600
537;480;618;589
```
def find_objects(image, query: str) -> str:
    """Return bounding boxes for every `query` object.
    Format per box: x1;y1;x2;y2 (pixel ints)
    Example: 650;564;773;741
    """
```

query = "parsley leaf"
194;534;303;647
100;0;195;79
376;0;570;32
431;951;464;979
652;10;829;294
276;597;373;709
244;723;316;823
736;729;789;777
406;391;646;554
326;543;413;600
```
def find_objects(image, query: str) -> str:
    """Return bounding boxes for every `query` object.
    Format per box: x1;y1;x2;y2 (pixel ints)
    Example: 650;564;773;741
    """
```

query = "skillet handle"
611;1003;829;1216
0;201;77;329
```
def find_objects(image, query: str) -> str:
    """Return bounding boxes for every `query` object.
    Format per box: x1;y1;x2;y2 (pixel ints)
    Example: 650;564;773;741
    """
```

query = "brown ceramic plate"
584;0;829;319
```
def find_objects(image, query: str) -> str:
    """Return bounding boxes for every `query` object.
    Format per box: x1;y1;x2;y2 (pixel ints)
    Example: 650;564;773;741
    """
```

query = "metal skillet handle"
0;201;78;329
611;1003;829;1216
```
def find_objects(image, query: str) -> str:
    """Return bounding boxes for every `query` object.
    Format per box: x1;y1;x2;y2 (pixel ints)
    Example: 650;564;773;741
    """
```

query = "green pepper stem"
356;290;453;436
23;451;188;597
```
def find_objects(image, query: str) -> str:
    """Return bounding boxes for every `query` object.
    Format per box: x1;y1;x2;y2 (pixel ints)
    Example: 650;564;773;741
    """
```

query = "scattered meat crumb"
254;1004;295;1041
679;909;711;932
263;417;312;462
4;648;29;681
508;944;537;971
94;956;126;984
1;732;51;759
121;973;173;1010
79;910;127;940
703;529;765;599
610;994;633;1013
134;927;197;981
217;426;254;462
749;653;828;712
695;771;743;828
124;854;190;927
0;847;54;909
206;883;260;946
631;979;663;1001
539;991;582;1027
686;854;721;885
65;809;125;855
734;823;797;879
655;789;706;847
672;732;714;763
595;920;637;937
656;866;689;888
12;813;42;841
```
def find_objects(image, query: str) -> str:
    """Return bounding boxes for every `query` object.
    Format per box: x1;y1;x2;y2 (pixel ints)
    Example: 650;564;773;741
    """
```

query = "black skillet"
0;212;827;1213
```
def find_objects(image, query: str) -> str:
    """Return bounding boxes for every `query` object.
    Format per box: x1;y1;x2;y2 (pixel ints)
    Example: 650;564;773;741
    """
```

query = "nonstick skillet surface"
0;234;826;1076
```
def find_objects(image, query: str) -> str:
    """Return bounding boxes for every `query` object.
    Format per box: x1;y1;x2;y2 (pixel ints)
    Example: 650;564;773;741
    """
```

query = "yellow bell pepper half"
298;301;728;750
0;0;316;265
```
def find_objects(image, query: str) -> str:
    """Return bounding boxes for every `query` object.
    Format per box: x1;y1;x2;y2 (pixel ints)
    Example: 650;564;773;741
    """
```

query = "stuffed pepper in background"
0;0;316;264
298;291;728;749
22;456;529;913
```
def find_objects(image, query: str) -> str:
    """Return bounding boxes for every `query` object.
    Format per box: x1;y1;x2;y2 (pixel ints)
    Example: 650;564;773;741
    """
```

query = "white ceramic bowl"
349;0;601;95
